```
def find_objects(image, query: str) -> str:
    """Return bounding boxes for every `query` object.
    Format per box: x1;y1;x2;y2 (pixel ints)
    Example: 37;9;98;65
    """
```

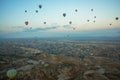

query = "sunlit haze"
0;0;120;38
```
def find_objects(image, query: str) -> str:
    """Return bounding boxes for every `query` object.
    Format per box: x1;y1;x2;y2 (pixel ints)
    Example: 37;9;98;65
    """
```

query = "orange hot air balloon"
25;21;28;25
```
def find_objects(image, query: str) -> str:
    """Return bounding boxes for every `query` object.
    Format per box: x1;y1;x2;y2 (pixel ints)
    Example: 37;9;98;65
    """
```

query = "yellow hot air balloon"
7;69;17;79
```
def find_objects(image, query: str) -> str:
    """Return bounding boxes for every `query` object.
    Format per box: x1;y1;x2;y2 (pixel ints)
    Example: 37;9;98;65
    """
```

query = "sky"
0;0;120;38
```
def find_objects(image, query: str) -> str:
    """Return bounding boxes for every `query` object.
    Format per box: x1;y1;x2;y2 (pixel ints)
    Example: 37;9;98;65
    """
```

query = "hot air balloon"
44;22;46;24
39;5;42;9
94;16;96;18
87;20;89;22
91;9;93;11
69;21;72;24
63;13;66;17
93;20;95;23
115;17;119;20
25;21;28;25
73;28;75;30
109;23;112;26
25;21;29;25
7;69;17;79
36;10;38;13
75;9;78;12
25;10;27;13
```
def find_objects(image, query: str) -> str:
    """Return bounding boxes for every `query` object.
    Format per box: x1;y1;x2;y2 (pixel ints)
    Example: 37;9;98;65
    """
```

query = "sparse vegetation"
0;38;120;80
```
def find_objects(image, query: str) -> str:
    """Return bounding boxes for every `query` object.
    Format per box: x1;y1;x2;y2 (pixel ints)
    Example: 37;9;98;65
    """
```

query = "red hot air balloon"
25;21;28;25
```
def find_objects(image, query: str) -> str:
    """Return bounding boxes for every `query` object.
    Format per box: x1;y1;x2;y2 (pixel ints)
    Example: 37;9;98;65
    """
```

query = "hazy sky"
0;0;120;38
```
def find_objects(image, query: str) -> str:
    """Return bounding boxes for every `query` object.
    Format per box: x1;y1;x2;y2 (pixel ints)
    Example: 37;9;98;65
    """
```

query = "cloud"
4;25;60;33
63;25;73;29
0;27;120;38
23;26;59;32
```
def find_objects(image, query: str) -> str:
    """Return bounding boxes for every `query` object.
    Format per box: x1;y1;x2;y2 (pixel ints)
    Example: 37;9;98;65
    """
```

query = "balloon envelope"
73;28;75;30
109;23;112;26
36;10;38;13
91;9;93;11
44;22;46;24
39;5;42;9
94;16;96;18
75;9;78;12
7;69;17;79
69;21;72;24
25;21;28;25
25;10;27;13
87;20;89;22
115;17;119;20
63;13;66;17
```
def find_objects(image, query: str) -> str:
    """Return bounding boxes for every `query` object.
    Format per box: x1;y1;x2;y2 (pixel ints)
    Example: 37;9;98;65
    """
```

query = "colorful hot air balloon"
7;69;17;79
25;21;28;25
39;5;42;9
63;13;66;17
